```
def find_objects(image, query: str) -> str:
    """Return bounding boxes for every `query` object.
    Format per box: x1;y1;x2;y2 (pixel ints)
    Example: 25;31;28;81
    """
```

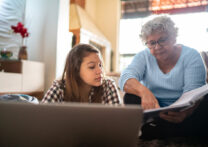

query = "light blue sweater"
119;45;206;107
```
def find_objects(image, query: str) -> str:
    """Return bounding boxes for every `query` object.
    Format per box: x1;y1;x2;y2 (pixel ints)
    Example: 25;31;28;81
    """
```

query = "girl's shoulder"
103;77;116;84
51;79;65;89
102;77;117;88
41;80;65;103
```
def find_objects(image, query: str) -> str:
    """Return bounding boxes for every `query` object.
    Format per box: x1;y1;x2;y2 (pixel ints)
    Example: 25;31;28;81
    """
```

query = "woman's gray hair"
139;14;178;43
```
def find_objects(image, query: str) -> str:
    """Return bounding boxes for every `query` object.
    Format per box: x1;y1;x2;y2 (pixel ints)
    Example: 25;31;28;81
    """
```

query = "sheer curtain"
0;0;26;59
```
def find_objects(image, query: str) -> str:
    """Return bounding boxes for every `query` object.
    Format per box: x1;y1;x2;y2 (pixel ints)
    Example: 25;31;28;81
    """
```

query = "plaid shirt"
41;78;121;104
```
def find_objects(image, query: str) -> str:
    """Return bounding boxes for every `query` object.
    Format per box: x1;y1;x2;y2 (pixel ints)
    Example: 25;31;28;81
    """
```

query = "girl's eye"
89;66;95;69
99;63;102;67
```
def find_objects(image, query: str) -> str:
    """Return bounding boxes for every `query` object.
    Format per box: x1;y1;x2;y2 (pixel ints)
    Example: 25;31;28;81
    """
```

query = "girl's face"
79;52;104;87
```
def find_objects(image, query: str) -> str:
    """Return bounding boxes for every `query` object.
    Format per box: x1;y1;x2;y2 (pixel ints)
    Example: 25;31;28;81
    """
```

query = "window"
119;12;208;72
119;18;145;71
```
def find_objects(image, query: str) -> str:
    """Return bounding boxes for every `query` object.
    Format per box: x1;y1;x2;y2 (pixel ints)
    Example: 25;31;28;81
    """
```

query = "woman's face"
146;32;175;61
79;52;103;87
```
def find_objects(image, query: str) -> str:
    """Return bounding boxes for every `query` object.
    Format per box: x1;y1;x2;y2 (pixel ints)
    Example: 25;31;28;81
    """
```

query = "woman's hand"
140;86;160;110
159;103;198;123
124;78;160;110
159;111;188;123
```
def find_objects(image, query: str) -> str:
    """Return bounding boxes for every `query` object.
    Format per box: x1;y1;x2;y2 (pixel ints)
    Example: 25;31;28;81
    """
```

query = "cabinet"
0;60;45;100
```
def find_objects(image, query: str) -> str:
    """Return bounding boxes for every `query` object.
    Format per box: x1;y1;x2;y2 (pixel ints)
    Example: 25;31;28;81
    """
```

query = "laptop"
0;102;142;147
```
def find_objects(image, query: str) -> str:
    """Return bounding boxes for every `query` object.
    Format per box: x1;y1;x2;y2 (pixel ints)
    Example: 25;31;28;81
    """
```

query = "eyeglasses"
145;37;169;49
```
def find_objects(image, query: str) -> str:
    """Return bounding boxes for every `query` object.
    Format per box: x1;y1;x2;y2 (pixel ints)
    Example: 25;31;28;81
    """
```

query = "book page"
143;84;208;124
171;84;208;106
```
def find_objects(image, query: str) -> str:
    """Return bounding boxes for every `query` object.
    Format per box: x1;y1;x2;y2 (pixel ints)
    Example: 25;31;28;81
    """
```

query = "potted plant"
11;22;29;60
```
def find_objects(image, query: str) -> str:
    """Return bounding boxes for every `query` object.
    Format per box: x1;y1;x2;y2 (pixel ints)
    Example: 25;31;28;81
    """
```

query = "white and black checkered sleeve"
103;78;121;104
41;80;64;103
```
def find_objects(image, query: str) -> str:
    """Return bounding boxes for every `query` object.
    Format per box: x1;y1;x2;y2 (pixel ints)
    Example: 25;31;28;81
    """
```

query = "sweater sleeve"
119;50;147;91
183;49;206;93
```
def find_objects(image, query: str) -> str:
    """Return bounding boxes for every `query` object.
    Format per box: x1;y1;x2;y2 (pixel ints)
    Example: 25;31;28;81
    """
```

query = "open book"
143;84;208;124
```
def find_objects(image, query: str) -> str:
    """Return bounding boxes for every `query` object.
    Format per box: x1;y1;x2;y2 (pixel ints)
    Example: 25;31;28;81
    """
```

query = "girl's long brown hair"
61;44;104;103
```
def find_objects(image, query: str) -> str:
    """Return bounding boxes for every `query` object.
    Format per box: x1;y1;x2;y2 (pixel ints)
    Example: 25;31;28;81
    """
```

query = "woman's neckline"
157;44;183;75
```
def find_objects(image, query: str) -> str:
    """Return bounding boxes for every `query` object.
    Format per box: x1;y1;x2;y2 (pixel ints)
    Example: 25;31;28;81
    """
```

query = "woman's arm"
124;78;160;109
119;51;160;109
183;50;206;92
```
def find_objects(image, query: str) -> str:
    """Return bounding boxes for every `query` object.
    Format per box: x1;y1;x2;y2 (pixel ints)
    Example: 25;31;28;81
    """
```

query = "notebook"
0;102;143;147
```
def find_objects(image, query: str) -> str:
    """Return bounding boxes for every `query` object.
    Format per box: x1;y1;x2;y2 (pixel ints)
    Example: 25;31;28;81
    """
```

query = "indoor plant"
11;22;29;60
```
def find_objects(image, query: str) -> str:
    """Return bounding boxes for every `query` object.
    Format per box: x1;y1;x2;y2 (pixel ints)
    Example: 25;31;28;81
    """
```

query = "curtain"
0;0;26;59
121;0;208;18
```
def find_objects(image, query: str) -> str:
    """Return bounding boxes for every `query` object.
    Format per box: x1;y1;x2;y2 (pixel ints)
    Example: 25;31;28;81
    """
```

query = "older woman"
119;15;206;124
119;14;207;139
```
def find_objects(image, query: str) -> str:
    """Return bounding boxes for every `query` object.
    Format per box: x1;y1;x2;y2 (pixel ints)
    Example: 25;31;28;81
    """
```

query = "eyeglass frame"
145;37;169;49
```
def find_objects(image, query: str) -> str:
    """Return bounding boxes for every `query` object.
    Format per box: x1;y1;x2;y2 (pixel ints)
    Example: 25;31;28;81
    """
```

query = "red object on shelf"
11;22;29;38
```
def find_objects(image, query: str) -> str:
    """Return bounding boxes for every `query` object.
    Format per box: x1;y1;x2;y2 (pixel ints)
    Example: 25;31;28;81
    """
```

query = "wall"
85;0;96;21
25;0;58;92
25;0;71;93
56;0;73;79
85;0;121;72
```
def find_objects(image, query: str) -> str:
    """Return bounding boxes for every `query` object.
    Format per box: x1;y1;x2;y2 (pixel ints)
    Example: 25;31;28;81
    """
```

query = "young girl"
41;44;121;104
